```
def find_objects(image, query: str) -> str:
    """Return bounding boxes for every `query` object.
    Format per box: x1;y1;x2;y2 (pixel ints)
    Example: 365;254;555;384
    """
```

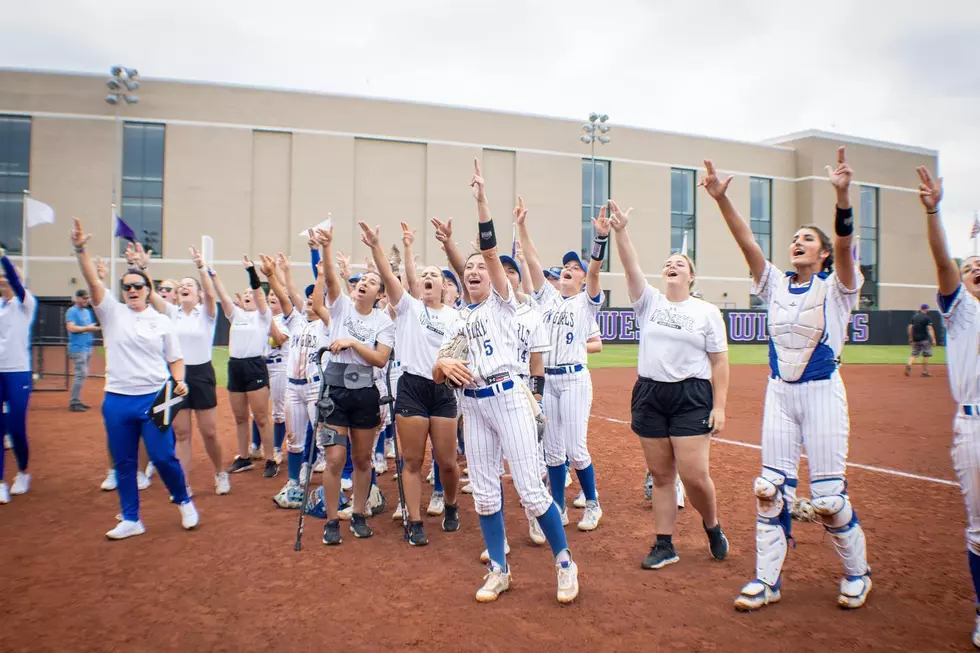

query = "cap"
75;288;90;298
442;268;460;292
544;266;562;280
305;284;316;298
348;273;362;284
499;255;522;281
562;251;586;272
920;303;929;310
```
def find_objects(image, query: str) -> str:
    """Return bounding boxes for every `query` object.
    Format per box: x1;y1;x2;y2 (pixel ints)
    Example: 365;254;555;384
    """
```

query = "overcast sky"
4;0;978;254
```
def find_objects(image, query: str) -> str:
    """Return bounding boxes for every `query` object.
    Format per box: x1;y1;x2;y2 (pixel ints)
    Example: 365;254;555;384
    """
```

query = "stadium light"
103;65;141;294
580;112;611;234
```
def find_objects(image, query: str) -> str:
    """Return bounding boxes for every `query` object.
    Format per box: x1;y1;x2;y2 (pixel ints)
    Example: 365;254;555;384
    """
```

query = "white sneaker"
385;439;396;459
556;556;580;604
178;501;199;530
476;563;511;602
479;541;510;563
248;443;263;460
427;491;445;516
526;508;546;545
734;580;781;611
392;502;404;521
106;519;146;540
577;500;603;531
273;447;283;465
10;472;30;495
3;435;11;450
215;472;231;495
137;471;150;491
565;470;572;488
341;477;353;491
273;481;304;509
573;490;594;509
0;482;9;504
560;506;569;526
373;452;387;475
313;452;326;474
461;483;473;495
426;467;434;484
676;476;685;509
145;462;156;479
100;469;117;491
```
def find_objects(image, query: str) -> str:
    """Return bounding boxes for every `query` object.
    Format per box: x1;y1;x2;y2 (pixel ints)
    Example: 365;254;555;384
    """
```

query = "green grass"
588;344;946;369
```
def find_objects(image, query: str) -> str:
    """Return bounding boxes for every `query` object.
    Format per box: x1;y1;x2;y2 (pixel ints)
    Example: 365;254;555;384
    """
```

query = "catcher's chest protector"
768;275;829;383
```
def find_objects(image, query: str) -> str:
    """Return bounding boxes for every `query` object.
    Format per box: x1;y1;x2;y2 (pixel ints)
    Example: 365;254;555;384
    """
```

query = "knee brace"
811;477;869;577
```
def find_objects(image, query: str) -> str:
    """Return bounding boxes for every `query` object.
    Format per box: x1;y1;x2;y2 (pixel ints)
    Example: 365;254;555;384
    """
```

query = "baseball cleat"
479;541;510;563
0;482;9;505
476;564;511;603
408;521;429;546
427;491;445;516
705;523;729;561
350;513;373;538
106;519;146;540
442;503;460;532
373;452;387;475
556;556;580;604
641;541;679;570
273;481;304;509
137;471;151;490
248;444;263;460
461;483;473;495
100;469;117;491
577;500;603;531
734;579;781;611
263;459;279;478
215;472;231;495
10;472;30;495
838;573;872;609
322;519;343;545
527;510;546;545
227;457;254;474
178;501;199;530
392;502;404;521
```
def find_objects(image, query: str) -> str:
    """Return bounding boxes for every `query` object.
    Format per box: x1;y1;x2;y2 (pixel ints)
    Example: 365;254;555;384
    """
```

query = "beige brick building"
0;69;938;309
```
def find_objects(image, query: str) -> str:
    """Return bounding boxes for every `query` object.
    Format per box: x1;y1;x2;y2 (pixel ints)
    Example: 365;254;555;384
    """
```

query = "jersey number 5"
483;339;494;356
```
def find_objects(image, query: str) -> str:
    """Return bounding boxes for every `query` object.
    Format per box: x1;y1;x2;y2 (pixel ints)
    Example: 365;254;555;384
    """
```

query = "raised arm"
700;160;767;285
70;218;106;306
826;146;857;290
310;260;331;325
514;197;546;292
269;314;288;346
471;159;510;298
127;243;169;314
190;246;217;319
276;253;303;311
358;222;405;307
258;254;294;316
607;200;647;303
316;228;343;304
209;267;236;320
514;241;534;296
916;167;957;295
307;230;321;279
243;257;268;315
586;207;610;300
0;249;26;304
401;222;421;298
432;216;469;303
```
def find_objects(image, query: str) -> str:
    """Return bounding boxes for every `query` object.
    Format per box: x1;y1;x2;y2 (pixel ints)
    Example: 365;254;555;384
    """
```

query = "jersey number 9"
565;333;574;344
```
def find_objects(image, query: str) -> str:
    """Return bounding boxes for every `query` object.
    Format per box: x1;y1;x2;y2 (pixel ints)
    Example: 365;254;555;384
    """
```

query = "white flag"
24;197;55;227
201;235;214;267
680;230;689;257
297;215;332;237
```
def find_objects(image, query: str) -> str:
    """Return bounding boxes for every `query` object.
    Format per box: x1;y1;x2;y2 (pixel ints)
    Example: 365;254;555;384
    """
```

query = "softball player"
516;196;605;531
312;227;395;545
0;249;35;504
606;201;730;569
432;160;579;604
916;166;980;647
702;151;871;611
70;218;198;539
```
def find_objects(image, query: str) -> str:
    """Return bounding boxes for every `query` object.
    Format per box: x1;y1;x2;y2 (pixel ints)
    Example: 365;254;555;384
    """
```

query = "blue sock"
547;465;566;509
375;431;386;456
536;502;570;557
343;439;354;479
433;459;443;493
371;467;377;486
287;451;303;482
969;551;980;606
304;422;314;452
478;511;507;569
273;422;286;450
575;464;597;501
251;421;261;448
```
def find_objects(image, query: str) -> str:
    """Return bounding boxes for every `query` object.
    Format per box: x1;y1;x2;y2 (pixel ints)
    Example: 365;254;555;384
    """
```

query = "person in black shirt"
907;304;937;377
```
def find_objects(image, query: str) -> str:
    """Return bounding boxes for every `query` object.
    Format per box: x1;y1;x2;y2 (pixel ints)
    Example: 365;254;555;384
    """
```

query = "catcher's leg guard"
810;477;871;608
735;466;794;612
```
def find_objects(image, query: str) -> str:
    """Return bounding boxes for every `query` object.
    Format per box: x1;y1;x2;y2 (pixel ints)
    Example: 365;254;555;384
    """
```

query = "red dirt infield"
0;365;971;652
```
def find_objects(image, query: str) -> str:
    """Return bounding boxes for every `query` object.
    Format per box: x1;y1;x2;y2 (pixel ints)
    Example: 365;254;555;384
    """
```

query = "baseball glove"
439;332;469;389
790;497;818;522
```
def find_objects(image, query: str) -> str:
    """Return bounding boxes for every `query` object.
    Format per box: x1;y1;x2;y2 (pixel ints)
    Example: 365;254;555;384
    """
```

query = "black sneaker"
408;521;428;546
705;523;729;561
442;503;460;532
69;403;87;412
322;519;342;545
641;541;679;570
350;513;373;539
263;459;279;478
227;456;254;474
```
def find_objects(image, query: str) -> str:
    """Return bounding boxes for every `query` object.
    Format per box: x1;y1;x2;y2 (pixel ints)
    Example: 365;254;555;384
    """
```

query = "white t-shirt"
228;306;272;359
166;303;216;366
265;311;289;362
0;291;36;373
532;283;603;367
284;310;331;381
633;285;727;382
94;295;182;395
440;286;524;388
327;294;395;367
394;293;461;380
516;301;550;377
939;284;980;405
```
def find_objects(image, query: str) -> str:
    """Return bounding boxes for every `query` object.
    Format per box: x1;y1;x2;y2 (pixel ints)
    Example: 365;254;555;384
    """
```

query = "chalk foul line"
594;415;959;488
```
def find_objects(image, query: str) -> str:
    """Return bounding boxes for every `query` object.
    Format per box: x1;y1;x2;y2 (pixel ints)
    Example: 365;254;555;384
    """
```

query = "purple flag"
114;214;137;242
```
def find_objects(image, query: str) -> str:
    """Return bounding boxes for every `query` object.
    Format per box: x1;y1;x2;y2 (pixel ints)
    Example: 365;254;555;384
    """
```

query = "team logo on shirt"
344;316;374;343
542;309;575;328
419;312;447;337
650;308;695;333
464;318;488;343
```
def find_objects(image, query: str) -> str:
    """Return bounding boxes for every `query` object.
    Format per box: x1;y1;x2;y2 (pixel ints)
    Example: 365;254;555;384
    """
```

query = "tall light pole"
581;113;611;229
104;66;139;293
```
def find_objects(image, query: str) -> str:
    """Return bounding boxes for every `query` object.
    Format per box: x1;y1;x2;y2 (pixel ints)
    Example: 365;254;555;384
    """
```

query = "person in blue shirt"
65;288;100;411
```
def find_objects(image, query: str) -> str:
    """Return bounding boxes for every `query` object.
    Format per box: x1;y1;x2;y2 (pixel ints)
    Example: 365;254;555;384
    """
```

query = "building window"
122;122;165;256
671;168;696;260
0;116;31;254
749;177;772;259
581;159;610;271
858;185;879;309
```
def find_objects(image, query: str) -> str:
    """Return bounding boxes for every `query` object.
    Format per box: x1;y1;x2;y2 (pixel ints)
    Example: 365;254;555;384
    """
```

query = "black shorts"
631;377;713;439
395;372;458;419
185;362;217;410
227;356;269;393
326;385;382;430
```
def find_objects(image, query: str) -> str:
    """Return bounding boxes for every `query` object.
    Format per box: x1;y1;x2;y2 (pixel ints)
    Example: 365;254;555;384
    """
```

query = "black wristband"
834;206;854;237
479;220;497;251
926;209;939;215
591;235;609;262
530;375;545;396
247;267;261;290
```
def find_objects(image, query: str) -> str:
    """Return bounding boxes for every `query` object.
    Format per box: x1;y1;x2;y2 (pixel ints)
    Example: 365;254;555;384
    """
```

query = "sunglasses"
158;286;175;292
121;282;147;291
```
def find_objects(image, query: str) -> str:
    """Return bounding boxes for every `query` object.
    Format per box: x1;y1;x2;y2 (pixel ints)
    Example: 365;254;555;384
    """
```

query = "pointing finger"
837;146;846;165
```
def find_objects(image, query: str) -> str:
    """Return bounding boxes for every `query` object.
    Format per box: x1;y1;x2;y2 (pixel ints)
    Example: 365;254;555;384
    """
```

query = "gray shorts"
911;340;933;358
